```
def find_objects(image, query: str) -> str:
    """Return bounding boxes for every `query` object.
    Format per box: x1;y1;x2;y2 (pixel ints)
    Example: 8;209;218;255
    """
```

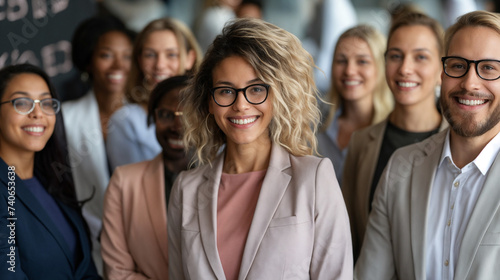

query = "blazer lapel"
409;131;446;280
198;153;226;279
454;152;500;279
142;155;169;264
360;121;387;221
239;143;291;279
57;201;94;277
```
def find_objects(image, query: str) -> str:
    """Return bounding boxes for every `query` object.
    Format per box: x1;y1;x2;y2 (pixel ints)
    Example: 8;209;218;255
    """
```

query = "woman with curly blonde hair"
168;18;352;280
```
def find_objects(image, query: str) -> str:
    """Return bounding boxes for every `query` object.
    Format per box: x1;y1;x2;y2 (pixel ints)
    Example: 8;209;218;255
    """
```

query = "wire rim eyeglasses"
0;97;61;115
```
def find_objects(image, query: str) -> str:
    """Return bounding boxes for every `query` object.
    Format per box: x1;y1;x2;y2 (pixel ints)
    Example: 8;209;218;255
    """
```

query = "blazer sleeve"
354;156;396;280
101;168;148;280
167;172;185;280
311;158;353;280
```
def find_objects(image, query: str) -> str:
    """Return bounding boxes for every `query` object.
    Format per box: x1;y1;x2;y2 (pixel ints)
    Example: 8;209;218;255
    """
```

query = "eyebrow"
387;47;432;53
8;91;51;99
214;78;262;87
143;47;179;52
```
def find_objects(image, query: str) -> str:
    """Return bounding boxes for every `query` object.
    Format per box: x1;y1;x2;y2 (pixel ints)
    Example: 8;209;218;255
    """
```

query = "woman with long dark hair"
0;64;100;279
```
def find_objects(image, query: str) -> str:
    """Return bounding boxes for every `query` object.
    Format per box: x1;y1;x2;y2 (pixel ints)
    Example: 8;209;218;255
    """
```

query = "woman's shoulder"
108;103;147;131
289;153;333;170
110;103;145;122
178;163;212;180
62;91;97;120
350;120;388;143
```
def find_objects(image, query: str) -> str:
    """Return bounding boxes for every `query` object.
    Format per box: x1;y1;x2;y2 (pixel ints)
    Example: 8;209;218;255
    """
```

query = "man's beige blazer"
101;154;169;279
168;143;353;279
355;129;500;280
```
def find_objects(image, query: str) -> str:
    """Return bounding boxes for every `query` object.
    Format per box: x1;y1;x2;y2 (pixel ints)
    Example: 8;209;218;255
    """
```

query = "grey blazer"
342;118;448;260
168;142;353;280
355;129;500;280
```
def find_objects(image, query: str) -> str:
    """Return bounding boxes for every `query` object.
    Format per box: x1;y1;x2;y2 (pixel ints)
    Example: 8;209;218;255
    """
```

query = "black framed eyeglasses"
210;84;270;107
442;56;500;81
0;97;60;115
155;108;183;124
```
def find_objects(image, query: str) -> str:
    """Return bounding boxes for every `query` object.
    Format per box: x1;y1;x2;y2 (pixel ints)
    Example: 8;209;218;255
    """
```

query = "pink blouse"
217;170;266;280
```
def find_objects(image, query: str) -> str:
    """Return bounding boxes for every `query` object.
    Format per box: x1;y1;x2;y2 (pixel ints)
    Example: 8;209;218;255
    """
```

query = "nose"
173;114;183;131
155;54;167;70
231;90;250;111
28;102;44;118
460;63;481;91
398;56;414;76
111;56;125;70
345;60;357;75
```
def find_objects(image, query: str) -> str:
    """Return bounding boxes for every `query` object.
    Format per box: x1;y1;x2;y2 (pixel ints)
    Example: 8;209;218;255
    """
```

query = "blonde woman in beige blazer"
341;12;449;262
101;76;190;279
168;19;352;280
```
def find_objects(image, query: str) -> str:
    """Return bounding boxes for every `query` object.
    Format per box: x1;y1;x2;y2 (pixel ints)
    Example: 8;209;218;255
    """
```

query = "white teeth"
23;127;44;133
458;98;486;106
168;138;184;146
230;117;257;125
154;75;168;81
398;82;418;87
108;74;123;80
344;80;361;86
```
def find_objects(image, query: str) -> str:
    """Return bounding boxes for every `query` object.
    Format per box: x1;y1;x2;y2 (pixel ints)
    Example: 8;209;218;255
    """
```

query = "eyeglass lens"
156;108;182;123
212;84;268;106
443;57;500;80
13;98;60;115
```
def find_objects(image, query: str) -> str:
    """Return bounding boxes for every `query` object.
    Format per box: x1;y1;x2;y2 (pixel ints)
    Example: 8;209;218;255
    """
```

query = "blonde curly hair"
182;18;321;165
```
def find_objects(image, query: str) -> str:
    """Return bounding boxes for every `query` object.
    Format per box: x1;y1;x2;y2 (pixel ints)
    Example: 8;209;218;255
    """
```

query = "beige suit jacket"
101;154;168;279
355;129;500;280
168;143;353;280
342;119;448;260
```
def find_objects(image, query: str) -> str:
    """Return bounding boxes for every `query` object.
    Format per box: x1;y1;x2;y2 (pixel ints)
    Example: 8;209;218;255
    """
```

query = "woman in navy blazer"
168;18;352;280
0;64;100;279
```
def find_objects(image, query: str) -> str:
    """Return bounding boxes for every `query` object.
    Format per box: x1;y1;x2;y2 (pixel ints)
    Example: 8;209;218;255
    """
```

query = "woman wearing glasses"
101;76;190;279
341;12;448;262
0;64;100;279
168;18;352;280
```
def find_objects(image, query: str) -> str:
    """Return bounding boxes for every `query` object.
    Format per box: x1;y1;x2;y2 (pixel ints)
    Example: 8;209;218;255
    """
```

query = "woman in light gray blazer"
167;18;352;280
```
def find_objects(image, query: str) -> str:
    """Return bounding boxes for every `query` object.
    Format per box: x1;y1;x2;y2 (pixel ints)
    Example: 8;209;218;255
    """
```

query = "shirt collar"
439;130;500;175
438;131;454;169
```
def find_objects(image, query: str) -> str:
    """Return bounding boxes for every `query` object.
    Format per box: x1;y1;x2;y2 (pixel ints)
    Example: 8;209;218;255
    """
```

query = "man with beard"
355;10;500;280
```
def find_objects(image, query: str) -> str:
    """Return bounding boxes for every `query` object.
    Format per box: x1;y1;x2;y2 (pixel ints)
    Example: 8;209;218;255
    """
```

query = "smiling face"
209;56;273;148
139;30;183;88
90;31;132;95
440;26;500;138
0;73;55;158
385;25;442;107
155;87;186;160
332;36;377;104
